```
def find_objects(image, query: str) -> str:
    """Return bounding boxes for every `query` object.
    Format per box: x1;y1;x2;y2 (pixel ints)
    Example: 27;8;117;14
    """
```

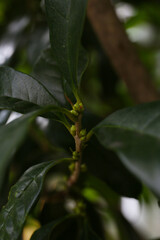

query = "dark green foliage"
0;159;67;240
0;67;59;111
30;215;74;240
33;48;67;106
0;0;160;239
94;101;160;197
0;111;42;192
83;136;142;198
45;0;88;90
80;221;103;240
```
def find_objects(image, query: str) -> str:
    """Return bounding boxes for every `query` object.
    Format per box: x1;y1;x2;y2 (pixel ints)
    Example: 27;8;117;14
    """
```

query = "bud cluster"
70;102;84;117
80;129;86;142
68;151;80;172
72;151;80;160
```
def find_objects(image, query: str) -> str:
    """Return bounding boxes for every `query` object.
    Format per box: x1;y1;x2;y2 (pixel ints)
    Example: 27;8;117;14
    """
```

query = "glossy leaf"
0;158;67;240
77;46;88;83
33;48;67;106
0;66;59;113
80;221;102;240
0;107;58;192
94;101;160;197
30;215;74;240
0;112;36;192
33;47;88;107
45;0;88;89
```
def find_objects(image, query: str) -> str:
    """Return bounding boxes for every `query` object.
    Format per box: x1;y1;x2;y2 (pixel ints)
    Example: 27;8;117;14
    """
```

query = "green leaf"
0;66;59;113
80;221;102;240
33;47;88;107
0;107;59;192
45;0;88;89
94;101;160;198
33;48;67;106
0;158;67;240
0;112;36;192
30;215;74;240
77;46;88;83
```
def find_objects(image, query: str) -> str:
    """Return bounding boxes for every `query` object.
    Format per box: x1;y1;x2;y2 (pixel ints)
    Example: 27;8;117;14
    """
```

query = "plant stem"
87;0;159;103
67;114;82;187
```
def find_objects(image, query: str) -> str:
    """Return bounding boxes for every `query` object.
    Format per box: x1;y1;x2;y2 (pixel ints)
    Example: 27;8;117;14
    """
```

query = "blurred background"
1;0;160;239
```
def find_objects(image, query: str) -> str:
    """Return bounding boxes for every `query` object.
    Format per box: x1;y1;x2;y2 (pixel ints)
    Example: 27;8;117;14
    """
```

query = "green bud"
79;102;84;111
70;125;76;136
69;163;75;172
80;129;86;137
73;103;79;111
70;110;78;116
81;164;87;172
72;102;84;113
72;151;79;160
80;136;86;142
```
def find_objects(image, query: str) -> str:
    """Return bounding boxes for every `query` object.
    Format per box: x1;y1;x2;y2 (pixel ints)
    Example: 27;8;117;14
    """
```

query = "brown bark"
87;0;159;103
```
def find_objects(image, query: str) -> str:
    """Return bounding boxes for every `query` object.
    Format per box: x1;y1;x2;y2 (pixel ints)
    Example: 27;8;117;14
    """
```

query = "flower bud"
80;129;86;137
70;125;76;136
79;103;84;111
80;136;86;142
72;151;79;160
81;164;87;172
70;110;78;116
73;103;79;111
69;163;75;172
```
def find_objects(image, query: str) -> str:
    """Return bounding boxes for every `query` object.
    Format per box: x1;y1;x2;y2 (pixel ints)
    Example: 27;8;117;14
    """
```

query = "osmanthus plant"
0;0;160;240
